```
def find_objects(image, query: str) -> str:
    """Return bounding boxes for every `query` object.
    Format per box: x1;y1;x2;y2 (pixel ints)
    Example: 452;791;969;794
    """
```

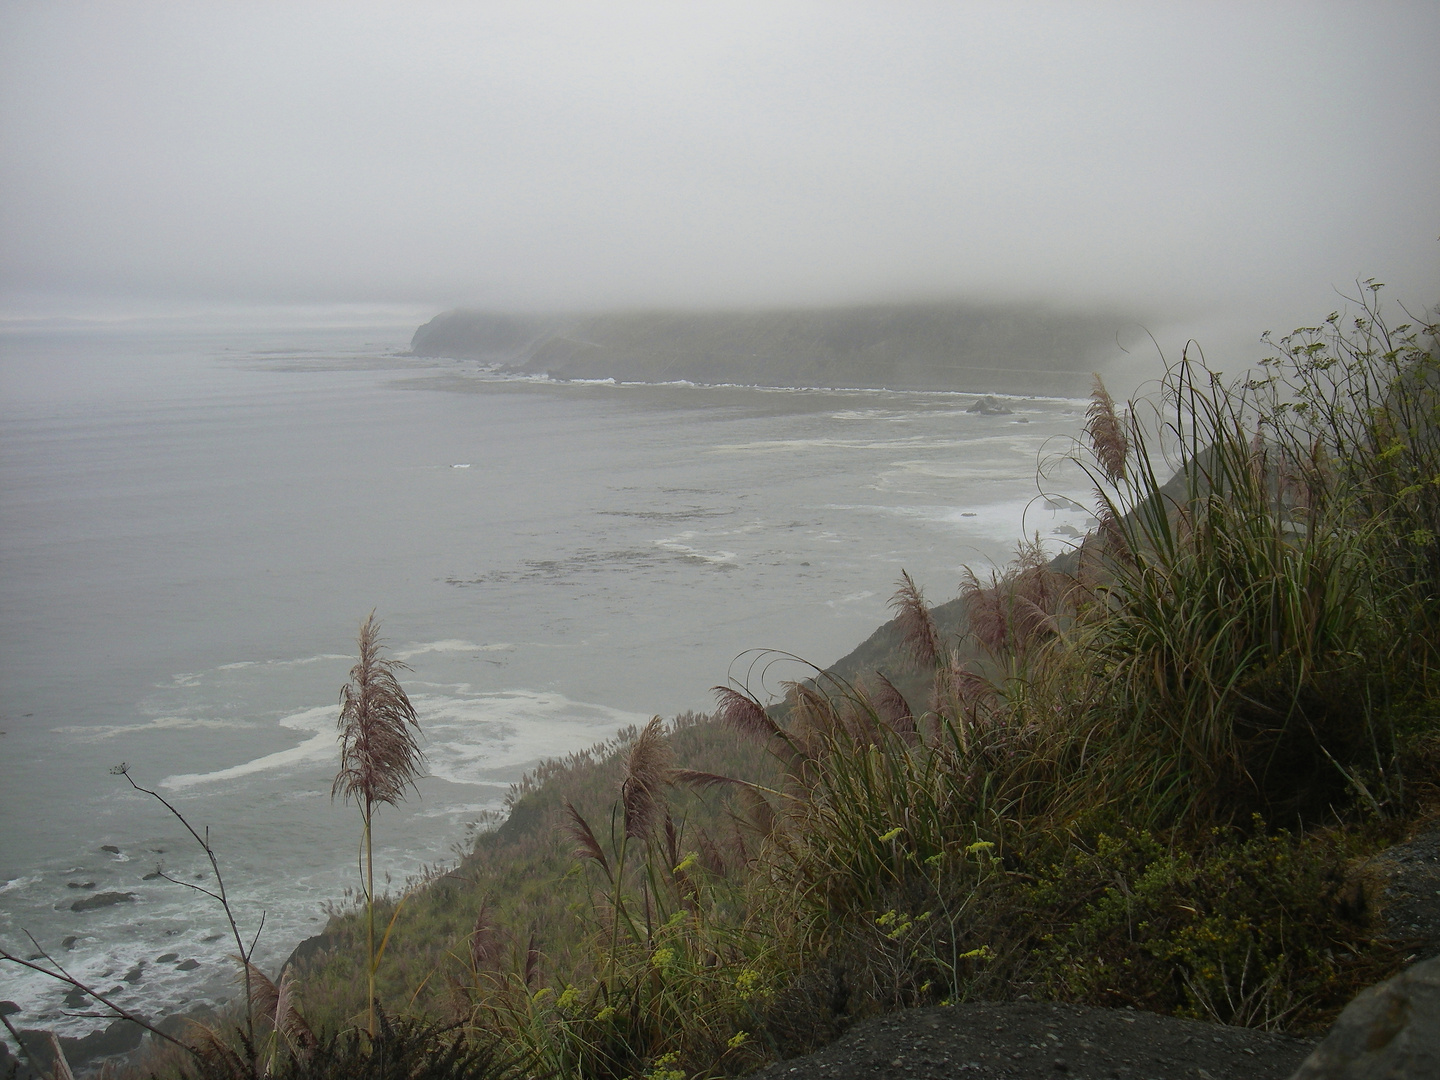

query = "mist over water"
0;324;1099;1034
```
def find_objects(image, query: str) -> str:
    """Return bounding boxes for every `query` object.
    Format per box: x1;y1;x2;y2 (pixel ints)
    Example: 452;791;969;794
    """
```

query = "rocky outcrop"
966;394;1013;415
1289;955;1440;1079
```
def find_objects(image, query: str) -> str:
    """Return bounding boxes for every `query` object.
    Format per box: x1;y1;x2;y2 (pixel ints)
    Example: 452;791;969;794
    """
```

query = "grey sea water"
0;324;1095;1037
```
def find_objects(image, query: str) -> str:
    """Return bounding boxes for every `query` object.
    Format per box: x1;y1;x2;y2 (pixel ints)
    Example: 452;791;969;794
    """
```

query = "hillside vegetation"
92;287;1440;1080
409;301;1129;395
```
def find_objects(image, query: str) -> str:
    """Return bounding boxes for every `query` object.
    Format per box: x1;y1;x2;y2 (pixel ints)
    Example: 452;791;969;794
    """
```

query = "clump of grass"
452;717;774;1080
173;1008;527;1080
1038;285;1438;829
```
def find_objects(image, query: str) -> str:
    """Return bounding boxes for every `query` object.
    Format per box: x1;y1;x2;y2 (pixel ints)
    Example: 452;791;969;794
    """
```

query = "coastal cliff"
410;301;1129;395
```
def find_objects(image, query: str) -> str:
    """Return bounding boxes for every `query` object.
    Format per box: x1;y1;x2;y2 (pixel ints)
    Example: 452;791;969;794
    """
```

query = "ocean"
0;323;1095;1037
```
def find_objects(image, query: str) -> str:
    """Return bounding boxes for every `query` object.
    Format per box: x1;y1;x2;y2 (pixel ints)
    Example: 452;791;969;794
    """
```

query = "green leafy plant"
1028;823;1391;1030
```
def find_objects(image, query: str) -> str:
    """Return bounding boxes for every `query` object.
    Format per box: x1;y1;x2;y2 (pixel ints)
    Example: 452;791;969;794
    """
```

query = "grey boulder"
1290;954;1440;1078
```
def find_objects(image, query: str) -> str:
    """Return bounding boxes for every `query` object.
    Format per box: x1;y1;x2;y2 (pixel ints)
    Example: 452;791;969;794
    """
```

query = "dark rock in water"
966;395;1012;415
156;952;179;963
142;868;163;880
66;881;96;889
122;964;144;984
0;1000;19;1016
61;936;78;950
70;891;135;913
1290;954;1440;1078
63;986;89;1009
100;845;120;855
176;958;200;971
0;1037;23;1080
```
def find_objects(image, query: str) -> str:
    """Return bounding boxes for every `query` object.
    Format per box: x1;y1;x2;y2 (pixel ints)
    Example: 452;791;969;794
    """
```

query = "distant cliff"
410;301;1130;395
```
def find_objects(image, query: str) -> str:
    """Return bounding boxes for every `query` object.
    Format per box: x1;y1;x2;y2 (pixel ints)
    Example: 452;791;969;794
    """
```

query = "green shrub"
1028;823;1392;1031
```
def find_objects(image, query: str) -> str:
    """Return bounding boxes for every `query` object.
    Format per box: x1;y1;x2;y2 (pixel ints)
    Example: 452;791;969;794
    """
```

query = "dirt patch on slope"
745;1002;1317;1080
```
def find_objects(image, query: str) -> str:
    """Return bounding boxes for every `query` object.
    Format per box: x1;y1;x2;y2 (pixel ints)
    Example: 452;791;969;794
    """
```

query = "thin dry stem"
469;902;500;972
562;800;612;878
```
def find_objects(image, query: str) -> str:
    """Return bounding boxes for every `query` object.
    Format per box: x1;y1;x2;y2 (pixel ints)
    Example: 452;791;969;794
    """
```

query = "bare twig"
110;764;260;1048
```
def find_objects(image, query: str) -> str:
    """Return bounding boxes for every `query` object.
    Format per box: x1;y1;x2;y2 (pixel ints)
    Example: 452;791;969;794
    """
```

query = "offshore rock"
68;891;135;913
1290;954;1440;1079
965;394;1013;415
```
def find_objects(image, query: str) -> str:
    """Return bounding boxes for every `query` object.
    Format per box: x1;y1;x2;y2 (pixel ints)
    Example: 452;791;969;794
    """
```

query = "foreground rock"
746;1001;1316;1080
1288;955;1440;1080
6;1018;145;1079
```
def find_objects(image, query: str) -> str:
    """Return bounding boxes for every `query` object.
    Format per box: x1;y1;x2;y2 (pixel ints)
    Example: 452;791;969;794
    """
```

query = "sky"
1;1;1437;332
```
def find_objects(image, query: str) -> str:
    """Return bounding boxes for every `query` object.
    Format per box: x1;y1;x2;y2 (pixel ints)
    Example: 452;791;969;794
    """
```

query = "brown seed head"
333;612;425;812
869;672;915;740
890;570;943;668
1086;375;1129;484
713;686;782;743
621;716;671;840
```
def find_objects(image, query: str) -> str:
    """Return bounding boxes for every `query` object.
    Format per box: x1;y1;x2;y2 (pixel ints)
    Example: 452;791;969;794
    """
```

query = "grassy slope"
281;292;1440;1080
293;716;777;1033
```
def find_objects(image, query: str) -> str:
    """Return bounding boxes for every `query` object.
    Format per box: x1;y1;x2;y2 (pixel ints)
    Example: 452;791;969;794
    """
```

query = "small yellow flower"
651;947;676;968
965;840;995;855
726;1031;750;1051
673;852;698;874
877;827;903;843
556;985;579;1010
595;1005;617;1022
532;987;554;1004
